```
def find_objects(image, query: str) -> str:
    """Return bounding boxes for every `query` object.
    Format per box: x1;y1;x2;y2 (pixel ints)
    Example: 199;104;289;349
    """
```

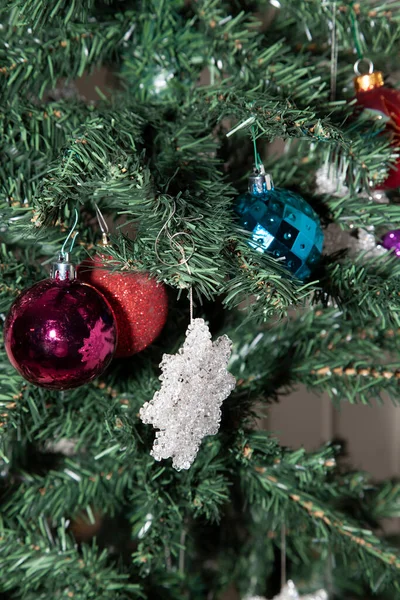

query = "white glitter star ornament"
139;318;236;470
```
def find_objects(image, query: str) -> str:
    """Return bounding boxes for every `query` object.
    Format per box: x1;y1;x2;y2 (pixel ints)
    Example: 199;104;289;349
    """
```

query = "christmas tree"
2;1;400;598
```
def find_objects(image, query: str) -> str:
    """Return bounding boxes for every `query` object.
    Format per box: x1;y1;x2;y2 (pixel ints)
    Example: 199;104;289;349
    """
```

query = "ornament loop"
354;58;374;76
170;231;195;265
154;202;195;275
353;58;383;92
61;208;79;258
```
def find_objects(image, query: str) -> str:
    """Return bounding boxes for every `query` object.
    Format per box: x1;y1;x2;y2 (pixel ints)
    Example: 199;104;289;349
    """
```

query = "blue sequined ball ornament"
235;169;324;279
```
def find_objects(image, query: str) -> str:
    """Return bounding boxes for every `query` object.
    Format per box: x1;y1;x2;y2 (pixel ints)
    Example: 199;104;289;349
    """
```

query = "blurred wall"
267;388;400;533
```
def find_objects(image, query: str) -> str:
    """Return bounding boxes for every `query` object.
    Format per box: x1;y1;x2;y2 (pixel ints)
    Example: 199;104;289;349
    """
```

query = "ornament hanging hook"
354;58;374;76
94;202;110;246
251;125;262;171
154;201;195;321
154;202;196;268
353;57;383;92
60;208;79;258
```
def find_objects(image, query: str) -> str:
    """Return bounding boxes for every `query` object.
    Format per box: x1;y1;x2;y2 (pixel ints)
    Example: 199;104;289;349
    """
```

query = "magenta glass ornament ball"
4;278;117;390
382;230;400;257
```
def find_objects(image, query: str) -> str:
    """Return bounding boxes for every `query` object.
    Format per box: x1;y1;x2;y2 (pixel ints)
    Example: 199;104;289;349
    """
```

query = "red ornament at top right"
354;59;400;189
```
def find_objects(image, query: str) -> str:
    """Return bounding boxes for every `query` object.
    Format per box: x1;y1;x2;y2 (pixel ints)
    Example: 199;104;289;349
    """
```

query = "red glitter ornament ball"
80;257;168;357
4;276;117;390
355;65;400;189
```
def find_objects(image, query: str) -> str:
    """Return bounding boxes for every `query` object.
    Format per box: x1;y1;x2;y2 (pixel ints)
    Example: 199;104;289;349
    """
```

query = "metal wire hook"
354;58;374;76
60;208;79;257
154;201;195;320
94;202;110;245
168;231;195;266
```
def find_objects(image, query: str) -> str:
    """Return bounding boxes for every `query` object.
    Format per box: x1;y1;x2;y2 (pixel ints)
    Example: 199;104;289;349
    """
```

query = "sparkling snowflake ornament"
273;581;328;600
139;318;236;470
315;164;348;197
45;438;79;457
355;227;386;258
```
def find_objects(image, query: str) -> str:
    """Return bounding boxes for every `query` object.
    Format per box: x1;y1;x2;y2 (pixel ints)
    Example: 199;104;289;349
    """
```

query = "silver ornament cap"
50;252;77;281
248;164;274;195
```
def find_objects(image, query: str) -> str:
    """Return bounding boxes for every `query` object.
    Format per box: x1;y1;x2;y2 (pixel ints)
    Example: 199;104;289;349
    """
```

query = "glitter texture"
315;164;348;197
80;257;168;357
323;224;386;258
315;166;389;204
139;318;236;470
272;581;328;600
356;227;386;258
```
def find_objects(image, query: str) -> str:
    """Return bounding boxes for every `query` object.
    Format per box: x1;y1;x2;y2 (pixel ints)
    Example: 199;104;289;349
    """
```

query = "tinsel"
316;165;388;258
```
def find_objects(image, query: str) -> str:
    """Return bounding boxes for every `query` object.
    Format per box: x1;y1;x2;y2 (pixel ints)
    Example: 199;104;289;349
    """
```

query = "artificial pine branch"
0;519;143;598
2;1;400;598
240;438;400;594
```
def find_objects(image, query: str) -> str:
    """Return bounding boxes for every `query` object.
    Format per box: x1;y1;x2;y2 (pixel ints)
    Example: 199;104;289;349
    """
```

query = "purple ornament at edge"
4;253;117;390
382;230;400;257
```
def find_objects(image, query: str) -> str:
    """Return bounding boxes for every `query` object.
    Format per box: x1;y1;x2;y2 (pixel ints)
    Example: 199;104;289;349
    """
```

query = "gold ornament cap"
353;58;384;93
99;232;111;247
94;203;111;246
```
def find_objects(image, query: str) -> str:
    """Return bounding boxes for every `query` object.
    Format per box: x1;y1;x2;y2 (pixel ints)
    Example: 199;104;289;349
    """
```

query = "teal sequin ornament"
235;169;324;280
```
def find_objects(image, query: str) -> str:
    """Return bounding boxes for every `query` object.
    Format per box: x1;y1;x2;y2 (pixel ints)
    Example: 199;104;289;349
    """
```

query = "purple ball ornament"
4;253;117;390
382;230;400;257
